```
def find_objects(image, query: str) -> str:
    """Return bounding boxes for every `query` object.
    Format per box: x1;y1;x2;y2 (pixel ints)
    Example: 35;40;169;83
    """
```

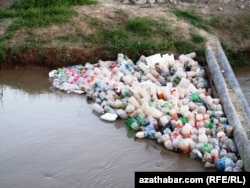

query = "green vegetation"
173;8;250;67
208;12;250;67
0;0;97;37
125;17;154;36
172;9;210;32
210;13;250;40
98;16;205;61
191;33;206;44
0;0;97;62
0;2;205;64
221;42;246;68
0;1;249;67
10;0;98;9
168;9;249;66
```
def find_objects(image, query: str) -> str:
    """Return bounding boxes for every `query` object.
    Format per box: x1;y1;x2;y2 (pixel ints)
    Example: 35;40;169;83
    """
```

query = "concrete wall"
205;41;250;172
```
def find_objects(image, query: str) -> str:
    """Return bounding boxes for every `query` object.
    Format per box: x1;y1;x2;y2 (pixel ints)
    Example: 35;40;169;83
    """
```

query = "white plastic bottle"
92;103;105;115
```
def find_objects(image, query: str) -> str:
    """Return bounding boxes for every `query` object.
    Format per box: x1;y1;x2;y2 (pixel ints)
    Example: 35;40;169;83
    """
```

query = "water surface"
0;69;215;188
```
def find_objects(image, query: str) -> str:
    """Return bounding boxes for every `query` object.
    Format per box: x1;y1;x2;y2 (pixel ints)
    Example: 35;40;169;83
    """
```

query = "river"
0;65;249;187
233;66;250;106
0;69;221;188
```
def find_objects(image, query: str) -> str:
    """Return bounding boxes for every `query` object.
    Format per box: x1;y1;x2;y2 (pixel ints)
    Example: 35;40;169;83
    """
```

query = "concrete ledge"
205;41;250;172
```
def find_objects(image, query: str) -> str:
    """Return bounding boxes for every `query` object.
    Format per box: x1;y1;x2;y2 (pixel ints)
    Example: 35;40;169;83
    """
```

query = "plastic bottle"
169;67;177;75
177;77;190;89
135;131;146;139
145;124;157;139
195;114;205;128
100;113;118;122
163;127;172;136
121;88;133;98
156;90;164;100
164;140;174;151
48;70;57;78
177;87;186;99
122;74;135;85
98;91;106;101
145;72;158;83
128;96;141;109
171;70;187;85
234;160;244;172
145;53;162;68
188;83;197;94
160;134;171;143
170;109;178;121
125;118;140;131
125;103;136;115
116;109;128;120
190;148;203;160
107;99;124;109
201;143;213;154
215;158;226;172
198;132;208;144
150;68;160;78
129;108;144;118
136;114;149;126
191;92;202;103
138;62;149;73
92;103;105;115
175;120;183;130
141;98;163;119
159;115;171;127
159;86;171;101
154;62;163;74
178;139;190;153
104;105;116;114
181;124;191;138
225;125;233;138
162;53;174;70
158;76;167;86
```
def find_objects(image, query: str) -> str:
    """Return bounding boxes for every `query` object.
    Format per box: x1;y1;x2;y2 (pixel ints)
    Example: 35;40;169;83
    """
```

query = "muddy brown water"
0;66;249;187
233;66;250;106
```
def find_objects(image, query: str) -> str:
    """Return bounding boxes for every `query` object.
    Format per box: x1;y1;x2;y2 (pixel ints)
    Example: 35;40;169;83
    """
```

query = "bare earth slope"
0;0;250;68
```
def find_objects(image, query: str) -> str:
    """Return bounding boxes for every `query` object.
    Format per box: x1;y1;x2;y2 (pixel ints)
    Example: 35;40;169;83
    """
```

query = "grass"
0;1;206;64
191;33;206;43
208;12;250;67
221;42;247;68
172;8;250;67
10;0;98;9
0;0;97;62
0;1;249;67
56;34;80;43
125;17;154;36
98;16;205;61
2;1;206;63
172;9;211;32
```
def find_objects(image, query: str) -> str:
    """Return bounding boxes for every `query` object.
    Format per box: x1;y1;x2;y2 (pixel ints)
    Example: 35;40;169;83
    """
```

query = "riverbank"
205;37;250;171
1;0;250;172
0;0;250;69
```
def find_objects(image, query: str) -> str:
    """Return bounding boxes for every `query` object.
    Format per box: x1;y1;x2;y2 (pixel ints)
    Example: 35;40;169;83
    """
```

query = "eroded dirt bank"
0;0;249;69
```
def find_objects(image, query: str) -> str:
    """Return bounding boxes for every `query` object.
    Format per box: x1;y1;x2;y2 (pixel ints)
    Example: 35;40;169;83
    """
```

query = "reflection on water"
0;84;3;107
0;70;215;188
233;66;250;106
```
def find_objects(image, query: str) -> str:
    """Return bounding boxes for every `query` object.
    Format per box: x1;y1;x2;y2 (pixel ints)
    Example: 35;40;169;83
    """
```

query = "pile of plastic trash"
48;52;244;172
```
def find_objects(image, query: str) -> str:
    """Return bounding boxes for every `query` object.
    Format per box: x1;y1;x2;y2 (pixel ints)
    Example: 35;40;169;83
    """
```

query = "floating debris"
48;52;244;172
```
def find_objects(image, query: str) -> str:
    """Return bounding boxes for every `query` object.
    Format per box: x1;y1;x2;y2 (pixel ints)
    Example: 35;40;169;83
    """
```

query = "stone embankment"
205;35;250;171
